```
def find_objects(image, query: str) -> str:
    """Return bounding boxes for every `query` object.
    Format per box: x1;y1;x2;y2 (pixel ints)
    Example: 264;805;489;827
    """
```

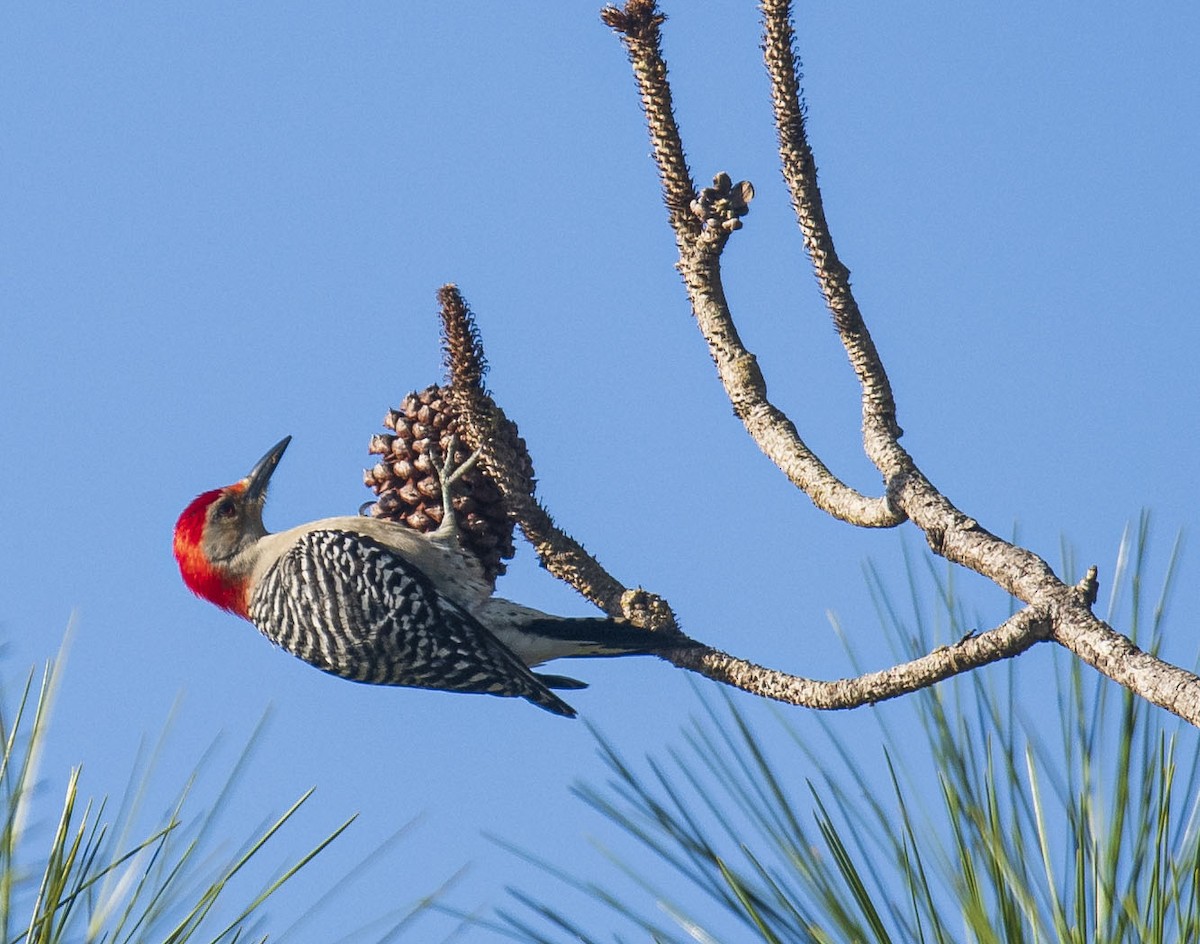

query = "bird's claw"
432;435;482;542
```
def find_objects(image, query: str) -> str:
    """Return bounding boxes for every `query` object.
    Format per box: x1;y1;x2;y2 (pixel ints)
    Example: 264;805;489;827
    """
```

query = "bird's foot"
431;435;482;543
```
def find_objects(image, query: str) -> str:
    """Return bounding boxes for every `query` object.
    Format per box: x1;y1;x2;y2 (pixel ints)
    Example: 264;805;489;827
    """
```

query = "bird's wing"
247;529;575;716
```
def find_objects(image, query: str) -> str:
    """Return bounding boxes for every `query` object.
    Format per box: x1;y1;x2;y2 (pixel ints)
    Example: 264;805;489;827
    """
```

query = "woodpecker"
173;436;695;716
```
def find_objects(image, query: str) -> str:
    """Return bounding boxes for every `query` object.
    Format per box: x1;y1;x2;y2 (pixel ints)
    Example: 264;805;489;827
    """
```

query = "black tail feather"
521;617;703;657
535;672;590;690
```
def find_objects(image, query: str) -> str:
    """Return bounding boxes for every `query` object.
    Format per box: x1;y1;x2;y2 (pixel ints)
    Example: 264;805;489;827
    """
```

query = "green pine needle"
0;628;439;943
502;513;1196;944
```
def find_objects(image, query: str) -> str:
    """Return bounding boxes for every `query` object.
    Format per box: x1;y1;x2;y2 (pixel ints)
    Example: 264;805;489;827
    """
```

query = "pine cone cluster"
691;171;754;232
363;384;517;582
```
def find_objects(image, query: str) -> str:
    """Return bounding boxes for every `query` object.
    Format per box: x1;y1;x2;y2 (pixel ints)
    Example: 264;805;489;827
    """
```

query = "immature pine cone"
363;385;516;583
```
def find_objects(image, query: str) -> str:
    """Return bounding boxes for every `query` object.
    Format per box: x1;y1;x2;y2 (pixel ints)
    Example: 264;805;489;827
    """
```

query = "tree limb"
413;4;1200;725
671;605;1053;710
603;0;904;530
439;285;1060;711
598;0;1200;724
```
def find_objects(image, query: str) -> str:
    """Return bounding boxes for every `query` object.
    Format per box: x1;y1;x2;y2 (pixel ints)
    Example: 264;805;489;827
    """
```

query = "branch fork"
411;1;1200;724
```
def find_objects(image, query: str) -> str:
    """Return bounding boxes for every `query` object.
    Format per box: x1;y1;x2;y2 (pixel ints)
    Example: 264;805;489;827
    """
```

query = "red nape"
173;488;248;616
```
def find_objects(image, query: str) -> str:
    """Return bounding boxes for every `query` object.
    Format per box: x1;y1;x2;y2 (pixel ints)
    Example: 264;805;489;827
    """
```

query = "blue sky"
2;2;1198;939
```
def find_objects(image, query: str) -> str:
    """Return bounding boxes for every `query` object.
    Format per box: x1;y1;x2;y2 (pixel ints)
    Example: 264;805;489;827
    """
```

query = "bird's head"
173;436;291;616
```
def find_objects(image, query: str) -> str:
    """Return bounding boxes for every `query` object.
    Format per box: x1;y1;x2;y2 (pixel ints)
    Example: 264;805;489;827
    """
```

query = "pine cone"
363;384;522;583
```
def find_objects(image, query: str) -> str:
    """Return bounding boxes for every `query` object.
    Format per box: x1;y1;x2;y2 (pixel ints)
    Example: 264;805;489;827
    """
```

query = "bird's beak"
242;436;291;502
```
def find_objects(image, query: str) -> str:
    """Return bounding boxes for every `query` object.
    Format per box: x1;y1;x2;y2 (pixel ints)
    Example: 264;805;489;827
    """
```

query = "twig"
601;0;1200;724
603;1;904;529
600;1;698;235
419;5;1200;725
437;285;1067;712
761;0;901;448
670;605;1053;710
439;286;629;616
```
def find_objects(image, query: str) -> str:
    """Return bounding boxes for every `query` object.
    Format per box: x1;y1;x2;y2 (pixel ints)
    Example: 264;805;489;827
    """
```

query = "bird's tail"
518;617;703;658
534;672;590;690
525;619;702;707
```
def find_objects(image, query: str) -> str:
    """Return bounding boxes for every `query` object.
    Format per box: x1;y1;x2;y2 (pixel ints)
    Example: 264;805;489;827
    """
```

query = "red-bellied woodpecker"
173;436;696;717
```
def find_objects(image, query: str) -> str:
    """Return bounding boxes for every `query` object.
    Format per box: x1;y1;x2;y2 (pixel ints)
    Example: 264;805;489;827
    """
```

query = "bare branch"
1051;604;1200;721
604;0;904;529
601;1;698;235
894;472;1200;720
439;286;629;615
667;605;1053;709
683;248;906;528
448;385;649;621
434;286;1074;712
438;283;488;392
399;9;1200;725
600;0;1200;724
760;0;902;452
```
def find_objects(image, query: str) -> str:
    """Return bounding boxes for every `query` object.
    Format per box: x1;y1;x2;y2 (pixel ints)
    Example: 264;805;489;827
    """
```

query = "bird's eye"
216;501;238;519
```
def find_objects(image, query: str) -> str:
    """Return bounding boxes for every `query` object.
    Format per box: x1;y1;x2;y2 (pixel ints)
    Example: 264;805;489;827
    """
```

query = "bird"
173;436;696;716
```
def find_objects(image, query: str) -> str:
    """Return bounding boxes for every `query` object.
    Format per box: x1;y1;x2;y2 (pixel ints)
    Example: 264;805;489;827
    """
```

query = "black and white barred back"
246;530;576;716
